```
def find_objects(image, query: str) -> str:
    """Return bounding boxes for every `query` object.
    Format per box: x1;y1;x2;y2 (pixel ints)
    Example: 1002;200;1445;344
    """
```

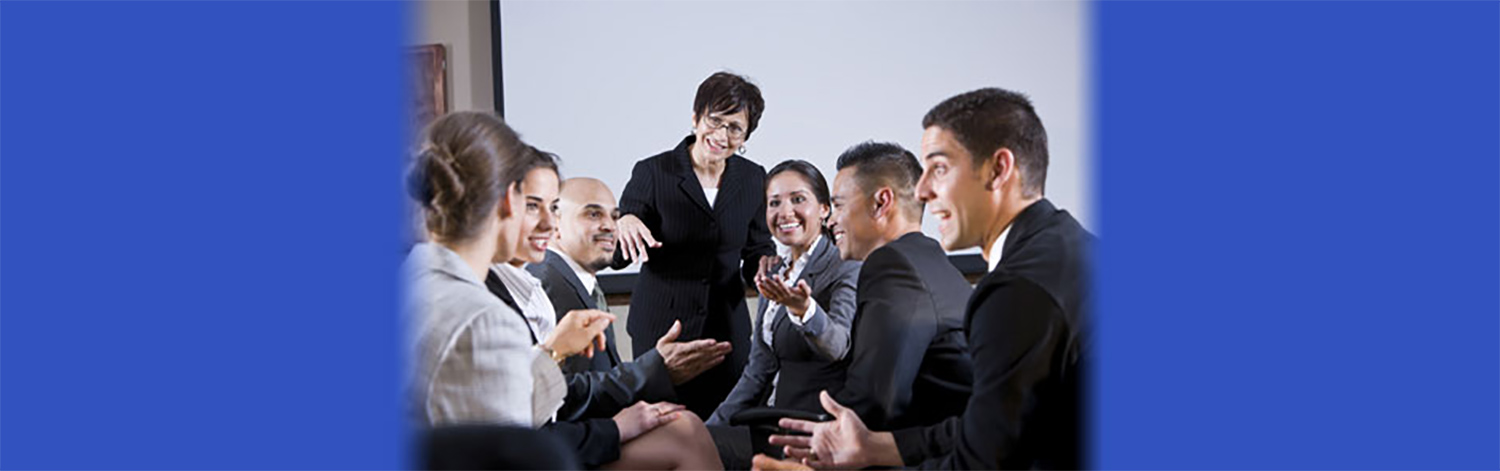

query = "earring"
738;145;747;155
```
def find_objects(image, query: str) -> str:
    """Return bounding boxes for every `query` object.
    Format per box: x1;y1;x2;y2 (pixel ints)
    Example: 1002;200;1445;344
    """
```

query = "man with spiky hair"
769;88;1092;470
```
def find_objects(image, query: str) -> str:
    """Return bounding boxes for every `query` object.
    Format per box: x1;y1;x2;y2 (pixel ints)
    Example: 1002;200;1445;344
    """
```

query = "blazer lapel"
711;156;743;217
798;236;835;283
544;252;620;365
483;270;537;345
671;136;715;217
546;252;594;310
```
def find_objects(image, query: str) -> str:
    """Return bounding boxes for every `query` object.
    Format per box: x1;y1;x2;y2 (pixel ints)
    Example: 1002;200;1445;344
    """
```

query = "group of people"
404;71;1093;470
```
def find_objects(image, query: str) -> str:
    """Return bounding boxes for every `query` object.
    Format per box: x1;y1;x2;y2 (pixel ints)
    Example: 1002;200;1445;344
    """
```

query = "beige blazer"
405;243;564;428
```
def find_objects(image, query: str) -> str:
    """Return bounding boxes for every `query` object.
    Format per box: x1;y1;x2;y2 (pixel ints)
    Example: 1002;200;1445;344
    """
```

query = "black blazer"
890;199;1092;470
834;232;974;430
615;135;775;351
706;235;861;425
613;135;776;417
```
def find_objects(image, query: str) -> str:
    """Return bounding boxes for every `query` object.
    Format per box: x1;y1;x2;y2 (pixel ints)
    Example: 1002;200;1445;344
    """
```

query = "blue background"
1;1;409;469
1094;1;1499;469
2;0;1496;469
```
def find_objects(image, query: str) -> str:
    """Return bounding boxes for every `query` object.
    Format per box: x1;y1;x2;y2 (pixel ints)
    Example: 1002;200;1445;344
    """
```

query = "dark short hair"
693;71;765;138
922;87;1049;196
766;159;833;236
406;111;529;242
834;141;924;220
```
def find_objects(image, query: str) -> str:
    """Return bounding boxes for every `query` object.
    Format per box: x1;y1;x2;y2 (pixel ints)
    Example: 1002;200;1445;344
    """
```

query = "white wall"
499;0;1092;245
417;0;493;113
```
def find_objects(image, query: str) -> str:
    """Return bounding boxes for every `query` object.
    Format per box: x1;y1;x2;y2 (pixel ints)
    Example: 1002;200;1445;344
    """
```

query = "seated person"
526;177;732;389
770;88;1091;470
487;148;722;470
703;160;861;468
407;112;606;429
405;112;616;468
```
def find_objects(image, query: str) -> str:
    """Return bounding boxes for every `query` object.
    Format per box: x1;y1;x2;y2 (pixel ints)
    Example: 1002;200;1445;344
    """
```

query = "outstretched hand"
769;390;902;469
615;214;661;263
755;255;814;318
656;320;732;385
751;454;812;471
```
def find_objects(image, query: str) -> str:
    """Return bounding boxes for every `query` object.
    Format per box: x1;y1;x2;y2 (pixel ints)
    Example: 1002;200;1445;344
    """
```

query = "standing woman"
614;71;777;418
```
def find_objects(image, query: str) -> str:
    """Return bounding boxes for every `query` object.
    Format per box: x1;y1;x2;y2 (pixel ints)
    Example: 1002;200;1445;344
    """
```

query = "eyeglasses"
701;115;747;140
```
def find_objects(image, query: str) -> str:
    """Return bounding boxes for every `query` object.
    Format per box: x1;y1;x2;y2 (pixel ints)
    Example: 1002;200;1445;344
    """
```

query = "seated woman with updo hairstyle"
405;111;612;428
485;144;724;470
406;111;722;470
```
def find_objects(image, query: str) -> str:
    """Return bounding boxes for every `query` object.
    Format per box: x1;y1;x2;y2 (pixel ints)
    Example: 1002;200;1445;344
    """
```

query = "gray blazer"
406;243;564;428
707;236;860;425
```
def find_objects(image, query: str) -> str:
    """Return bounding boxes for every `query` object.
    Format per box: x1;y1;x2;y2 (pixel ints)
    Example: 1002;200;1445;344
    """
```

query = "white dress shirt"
761;234;823;349
987;224;1013;272
552;247;597;295
492;263;558;341
703;187;719;209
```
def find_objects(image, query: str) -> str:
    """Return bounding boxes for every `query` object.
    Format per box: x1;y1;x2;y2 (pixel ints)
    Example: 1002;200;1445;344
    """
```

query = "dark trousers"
421;425;581;470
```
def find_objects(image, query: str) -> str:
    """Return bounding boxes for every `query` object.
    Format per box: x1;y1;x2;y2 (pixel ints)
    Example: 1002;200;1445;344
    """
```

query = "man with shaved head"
528;177;733;388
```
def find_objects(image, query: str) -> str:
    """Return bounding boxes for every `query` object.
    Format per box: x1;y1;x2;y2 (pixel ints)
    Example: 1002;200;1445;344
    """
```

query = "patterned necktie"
590;284;621;365
591;285;608;311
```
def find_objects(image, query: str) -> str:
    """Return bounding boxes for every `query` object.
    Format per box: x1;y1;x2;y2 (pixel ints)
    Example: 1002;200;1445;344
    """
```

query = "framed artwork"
410;44;448;137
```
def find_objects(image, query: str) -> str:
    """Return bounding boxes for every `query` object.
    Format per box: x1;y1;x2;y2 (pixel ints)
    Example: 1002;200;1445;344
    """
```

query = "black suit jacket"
484;269;674;468
525;251;676;403
891;199;1092;470
834;232;974;430
613;135;776;417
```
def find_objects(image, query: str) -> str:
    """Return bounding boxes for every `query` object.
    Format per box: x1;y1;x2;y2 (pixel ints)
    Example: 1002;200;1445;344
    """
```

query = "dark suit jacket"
526;250;621;374
891;199;1092;470
485;269;673;468
613;134;776;417
834;232;974;430
707;235;861;425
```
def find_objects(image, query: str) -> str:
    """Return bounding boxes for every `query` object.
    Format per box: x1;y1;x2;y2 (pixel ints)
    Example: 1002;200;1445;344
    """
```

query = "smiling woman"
610;71;777;420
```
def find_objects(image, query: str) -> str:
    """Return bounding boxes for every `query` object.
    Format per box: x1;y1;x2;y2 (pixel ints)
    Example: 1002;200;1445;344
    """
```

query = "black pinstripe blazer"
613;135;775;366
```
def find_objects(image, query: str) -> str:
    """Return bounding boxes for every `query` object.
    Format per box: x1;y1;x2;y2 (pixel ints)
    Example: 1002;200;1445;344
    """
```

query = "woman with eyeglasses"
612;71;777;420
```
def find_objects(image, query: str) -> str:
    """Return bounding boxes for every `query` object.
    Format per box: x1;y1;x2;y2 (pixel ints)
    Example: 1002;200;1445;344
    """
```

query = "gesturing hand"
755;255;814;318
769;391;902;469
612;401;686;443
615;214;661;263
655;320;732;385
544;309;614;359
751;454;813;471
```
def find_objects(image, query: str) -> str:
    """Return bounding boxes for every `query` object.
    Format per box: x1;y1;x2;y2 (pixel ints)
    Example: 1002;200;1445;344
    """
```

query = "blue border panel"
1095;1;1499;469
1;1;409;468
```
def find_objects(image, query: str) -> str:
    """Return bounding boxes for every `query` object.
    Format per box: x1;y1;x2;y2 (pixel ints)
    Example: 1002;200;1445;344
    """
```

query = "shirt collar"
986;224;1013;272
491;262;541;302
551;248;597;294
777;234;822;269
